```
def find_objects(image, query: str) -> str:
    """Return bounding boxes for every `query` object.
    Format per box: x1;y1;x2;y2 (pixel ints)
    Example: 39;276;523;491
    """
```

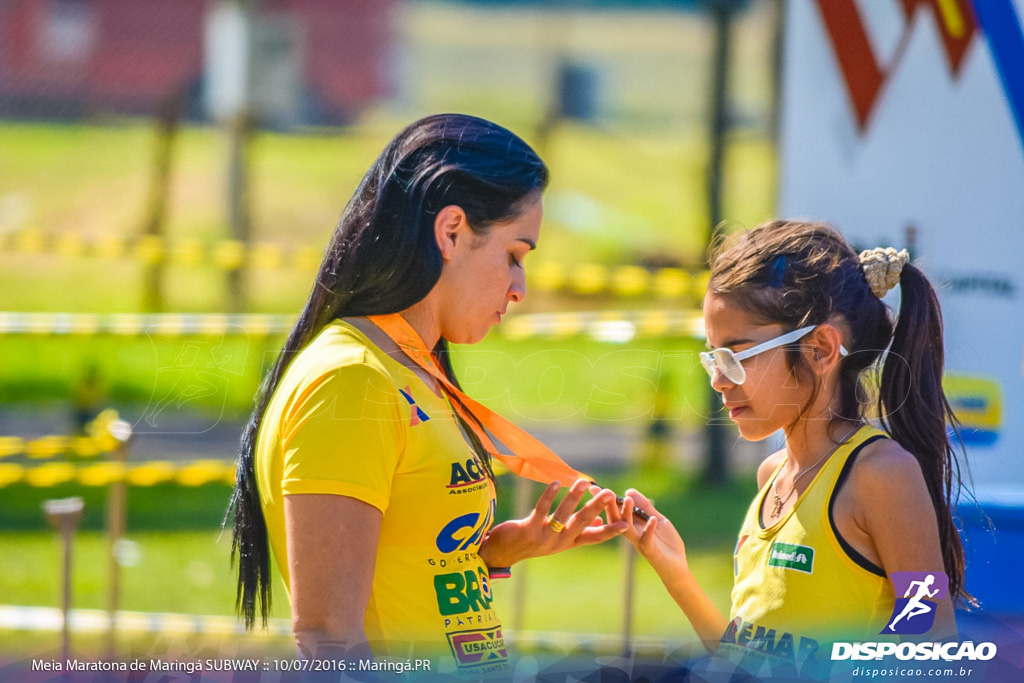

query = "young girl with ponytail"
613;221;969;679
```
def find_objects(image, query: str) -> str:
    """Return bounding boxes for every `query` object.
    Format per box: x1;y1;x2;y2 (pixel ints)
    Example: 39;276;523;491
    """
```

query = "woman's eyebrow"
517;238;537;250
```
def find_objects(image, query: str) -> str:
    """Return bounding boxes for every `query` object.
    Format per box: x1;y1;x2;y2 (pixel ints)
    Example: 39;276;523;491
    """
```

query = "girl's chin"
733;420;778;443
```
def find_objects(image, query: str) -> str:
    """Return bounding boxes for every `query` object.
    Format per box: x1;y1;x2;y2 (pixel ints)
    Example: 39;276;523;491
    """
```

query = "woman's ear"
434;205;467;260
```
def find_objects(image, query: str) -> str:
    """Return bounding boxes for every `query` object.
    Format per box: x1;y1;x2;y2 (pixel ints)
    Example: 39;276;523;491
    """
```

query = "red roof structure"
0;0;395;125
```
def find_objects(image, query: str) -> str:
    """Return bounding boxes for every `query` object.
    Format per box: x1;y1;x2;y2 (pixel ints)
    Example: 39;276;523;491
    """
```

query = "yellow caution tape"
0;463;24;486
0;460;238;488
0;231;707;299
77;462;128;487
24;462;77;487
0;435;109;461
135;235;164;265
127;461;178;487
213;240;246;270
0;411;122;461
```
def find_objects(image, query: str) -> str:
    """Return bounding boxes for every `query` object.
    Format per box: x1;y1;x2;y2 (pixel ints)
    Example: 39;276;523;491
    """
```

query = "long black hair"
227;114;548;629
708;221;971;605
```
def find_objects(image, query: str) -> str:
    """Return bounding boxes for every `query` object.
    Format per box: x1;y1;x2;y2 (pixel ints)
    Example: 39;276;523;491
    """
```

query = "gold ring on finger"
546;515;566;533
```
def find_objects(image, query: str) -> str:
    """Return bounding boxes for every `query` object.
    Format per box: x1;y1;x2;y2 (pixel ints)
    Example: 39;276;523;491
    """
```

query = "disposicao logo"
882;571;948;635
831;570;997;663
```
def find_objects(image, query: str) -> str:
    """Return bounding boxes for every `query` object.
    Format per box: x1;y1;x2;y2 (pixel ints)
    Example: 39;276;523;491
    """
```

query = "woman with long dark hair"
227;114;626;673
612;221;971;680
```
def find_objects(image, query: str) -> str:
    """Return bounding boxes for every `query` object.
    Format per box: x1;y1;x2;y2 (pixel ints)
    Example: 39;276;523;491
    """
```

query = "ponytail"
878;264;971;605
228;299;332;630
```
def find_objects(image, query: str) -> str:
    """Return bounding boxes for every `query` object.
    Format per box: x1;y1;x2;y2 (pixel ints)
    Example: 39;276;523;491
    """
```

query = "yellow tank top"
719;425;895;679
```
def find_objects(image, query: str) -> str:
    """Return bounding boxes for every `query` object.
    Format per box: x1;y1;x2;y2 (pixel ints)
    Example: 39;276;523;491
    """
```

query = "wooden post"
43;497;85;663
226;110;251;313
141;87;185;313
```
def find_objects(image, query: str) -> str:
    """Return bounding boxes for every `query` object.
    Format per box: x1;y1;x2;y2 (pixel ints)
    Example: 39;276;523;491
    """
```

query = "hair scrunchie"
858;247;910;298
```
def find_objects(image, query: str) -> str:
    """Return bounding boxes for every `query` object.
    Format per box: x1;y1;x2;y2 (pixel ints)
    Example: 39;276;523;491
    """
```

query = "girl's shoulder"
853;435;923;481
756;448;787;489
844;435;928;507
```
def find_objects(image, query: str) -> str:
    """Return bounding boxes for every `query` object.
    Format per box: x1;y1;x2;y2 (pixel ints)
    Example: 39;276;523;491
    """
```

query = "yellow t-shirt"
255;320;507;674
718;425;895;680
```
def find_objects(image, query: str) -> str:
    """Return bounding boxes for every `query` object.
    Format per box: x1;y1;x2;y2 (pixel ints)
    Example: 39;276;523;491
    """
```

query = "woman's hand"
478;478;628;569
611;488;690;577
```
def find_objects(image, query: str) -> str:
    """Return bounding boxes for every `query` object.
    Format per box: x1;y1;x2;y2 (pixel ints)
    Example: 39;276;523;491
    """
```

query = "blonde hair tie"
858;247;910;298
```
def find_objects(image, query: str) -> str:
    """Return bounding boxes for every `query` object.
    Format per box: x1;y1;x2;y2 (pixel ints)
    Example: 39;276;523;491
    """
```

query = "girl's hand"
609;488;690;577
478;479;628;569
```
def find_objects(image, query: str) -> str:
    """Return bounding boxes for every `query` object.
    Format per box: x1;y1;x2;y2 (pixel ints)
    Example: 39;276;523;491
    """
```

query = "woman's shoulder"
284;321;399;395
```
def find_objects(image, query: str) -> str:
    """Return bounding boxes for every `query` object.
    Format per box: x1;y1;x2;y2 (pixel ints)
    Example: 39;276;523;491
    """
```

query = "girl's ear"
808;323;846;371
434;205;468;261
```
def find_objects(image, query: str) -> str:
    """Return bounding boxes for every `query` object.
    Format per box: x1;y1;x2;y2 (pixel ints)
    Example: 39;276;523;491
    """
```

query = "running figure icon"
888;574;940;631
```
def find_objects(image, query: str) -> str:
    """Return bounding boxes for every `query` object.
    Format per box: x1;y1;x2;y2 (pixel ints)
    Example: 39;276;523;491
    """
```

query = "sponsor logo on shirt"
398;385;430;426
435;500;494;553
447;457;488;494
434;567;493;617
721;615;821;666
446;626;507;669
767;542;815;574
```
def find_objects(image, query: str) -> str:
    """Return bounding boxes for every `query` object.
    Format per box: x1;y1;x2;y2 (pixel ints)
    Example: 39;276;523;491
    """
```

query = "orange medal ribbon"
368;313;590;486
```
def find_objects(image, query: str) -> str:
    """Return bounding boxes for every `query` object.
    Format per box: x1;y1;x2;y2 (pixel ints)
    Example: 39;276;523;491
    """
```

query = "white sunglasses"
699;325;848;385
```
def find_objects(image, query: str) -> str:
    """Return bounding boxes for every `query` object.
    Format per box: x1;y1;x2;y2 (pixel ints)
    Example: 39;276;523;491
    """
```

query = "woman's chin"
446;324;492;346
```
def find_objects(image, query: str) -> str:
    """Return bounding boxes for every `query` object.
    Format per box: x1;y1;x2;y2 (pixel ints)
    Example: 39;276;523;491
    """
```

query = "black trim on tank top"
829;434;888;578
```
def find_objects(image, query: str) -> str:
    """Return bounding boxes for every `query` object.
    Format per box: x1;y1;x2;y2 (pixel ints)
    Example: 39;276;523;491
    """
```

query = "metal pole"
703;0;737;487
44;497;85;663
104;418;133;659
224;0;256;314
620;539;637;657
769;0;787;145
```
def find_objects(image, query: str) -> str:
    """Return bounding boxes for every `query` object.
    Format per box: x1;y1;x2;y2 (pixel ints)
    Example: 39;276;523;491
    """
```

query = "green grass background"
0;121;771;425
0;469;755;657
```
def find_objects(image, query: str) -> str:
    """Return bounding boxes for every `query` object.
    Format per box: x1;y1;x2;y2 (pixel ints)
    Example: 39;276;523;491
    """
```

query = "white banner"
779;0;1024;500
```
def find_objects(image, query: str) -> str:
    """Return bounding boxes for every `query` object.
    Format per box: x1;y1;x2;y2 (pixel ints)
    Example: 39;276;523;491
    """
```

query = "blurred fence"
0;460;234;489
0;229;710;303
0;605;687;659
0;309;704;341
0;409;234;487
